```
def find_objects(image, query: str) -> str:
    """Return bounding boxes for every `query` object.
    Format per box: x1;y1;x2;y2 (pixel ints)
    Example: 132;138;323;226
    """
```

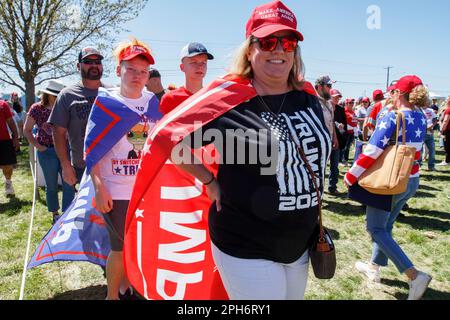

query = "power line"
303;56;385;69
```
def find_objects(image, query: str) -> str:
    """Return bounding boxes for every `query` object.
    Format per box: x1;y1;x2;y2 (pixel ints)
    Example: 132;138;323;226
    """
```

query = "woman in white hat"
24;80;76;224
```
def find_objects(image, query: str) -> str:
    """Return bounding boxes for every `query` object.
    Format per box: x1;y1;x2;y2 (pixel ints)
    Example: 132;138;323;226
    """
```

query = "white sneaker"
436;161;449;166
355;261;381;283
408;271;432;300
5;179;14;196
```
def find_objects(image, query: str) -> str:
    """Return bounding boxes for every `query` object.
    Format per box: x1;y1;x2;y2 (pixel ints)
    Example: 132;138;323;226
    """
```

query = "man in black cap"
159;42;214;114
48;46;106;188
145;68;167;102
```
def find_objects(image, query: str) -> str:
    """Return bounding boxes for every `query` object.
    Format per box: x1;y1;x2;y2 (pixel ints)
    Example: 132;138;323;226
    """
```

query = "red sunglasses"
251;36;298;52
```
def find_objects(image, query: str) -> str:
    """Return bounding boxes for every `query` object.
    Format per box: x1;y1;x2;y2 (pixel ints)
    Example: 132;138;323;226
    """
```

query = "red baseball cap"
362;97;370;103
393;75;423;94
345;98;355;104
119;45;155;65
245;1;304;41
330;89;342;97
372;89;384;100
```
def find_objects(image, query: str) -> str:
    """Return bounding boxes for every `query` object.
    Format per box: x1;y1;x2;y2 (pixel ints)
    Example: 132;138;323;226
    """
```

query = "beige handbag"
358;112;416;195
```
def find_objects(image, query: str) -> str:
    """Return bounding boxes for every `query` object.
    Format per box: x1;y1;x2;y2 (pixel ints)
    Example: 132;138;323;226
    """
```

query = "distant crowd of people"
1;0;449;301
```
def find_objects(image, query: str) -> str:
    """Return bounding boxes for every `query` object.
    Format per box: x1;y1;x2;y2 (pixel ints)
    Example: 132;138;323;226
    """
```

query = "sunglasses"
81;59;103;65
251;36;298;52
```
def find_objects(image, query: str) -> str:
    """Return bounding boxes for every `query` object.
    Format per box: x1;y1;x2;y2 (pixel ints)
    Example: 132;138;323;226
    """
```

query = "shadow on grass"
418;184;440;192
327;228;340;240
419;173;450;182
397;214;449;232
405;207;450;220
382;278;450;300
323;200;366;217
414;190;436;198
50;284;107;300
0;197;32;217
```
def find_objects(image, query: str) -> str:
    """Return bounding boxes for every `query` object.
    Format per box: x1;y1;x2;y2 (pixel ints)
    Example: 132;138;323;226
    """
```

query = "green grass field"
0;143;449;300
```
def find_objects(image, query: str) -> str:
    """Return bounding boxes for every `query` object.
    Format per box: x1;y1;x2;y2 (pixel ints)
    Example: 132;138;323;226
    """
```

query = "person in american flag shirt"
344;75;432;300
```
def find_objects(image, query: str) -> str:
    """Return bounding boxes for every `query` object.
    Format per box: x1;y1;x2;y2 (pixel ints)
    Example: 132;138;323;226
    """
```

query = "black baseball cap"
149;68;161;78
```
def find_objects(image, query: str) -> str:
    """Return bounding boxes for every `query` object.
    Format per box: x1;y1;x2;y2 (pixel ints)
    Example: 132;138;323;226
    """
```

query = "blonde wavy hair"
229;37;305;90
405;85;430;108
113;37;152;65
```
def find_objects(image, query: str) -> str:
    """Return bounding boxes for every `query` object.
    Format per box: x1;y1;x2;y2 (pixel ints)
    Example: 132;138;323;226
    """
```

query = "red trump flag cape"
124;75;317;299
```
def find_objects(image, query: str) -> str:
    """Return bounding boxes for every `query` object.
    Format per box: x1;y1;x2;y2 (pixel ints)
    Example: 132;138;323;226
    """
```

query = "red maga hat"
119;45;155;65
345;98;355;104
330;89;342;97
372;89;384;100
246;1;304;41
394;75;423;94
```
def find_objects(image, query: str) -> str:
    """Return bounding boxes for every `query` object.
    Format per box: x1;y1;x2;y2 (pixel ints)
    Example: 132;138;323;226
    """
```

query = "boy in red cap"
88;38;160;300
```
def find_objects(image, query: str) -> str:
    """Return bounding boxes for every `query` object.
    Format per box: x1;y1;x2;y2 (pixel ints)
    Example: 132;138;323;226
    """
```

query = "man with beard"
315;75;338;148
48;47;106;189
315;76;339;194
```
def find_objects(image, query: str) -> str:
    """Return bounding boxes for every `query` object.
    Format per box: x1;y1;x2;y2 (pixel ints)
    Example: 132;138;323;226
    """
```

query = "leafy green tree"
0;0;148;108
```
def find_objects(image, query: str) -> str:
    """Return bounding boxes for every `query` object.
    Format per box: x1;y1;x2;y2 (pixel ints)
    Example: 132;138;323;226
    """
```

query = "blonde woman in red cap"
171;1;331;299
345;75;432;300
88;38;161;300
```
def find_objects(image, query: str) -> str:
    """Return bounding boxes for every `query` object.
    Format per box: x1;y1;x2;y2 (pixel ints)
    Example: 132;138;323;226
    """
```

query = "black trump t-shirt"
188;90;331;263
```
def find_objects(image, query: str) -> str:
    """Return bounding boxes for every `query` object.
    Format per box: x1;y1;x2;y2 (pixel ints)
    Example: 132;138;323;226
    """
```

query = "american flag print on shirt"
345;110;426;186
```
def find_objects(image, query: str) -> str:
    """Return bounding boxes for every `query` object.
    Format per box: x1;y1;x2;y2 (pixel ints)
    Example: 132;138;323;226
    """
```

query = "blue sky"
5;0;450;101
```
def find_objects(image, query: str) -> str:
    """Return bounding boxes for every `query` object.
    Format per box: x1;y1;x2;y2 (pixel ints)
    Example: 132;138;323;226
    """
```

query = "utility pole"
385;66;393;90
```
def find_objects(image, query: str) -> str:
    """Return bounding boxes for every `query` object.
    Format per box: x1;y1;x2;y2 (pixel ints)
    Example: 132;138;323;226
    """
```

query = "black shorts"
0;139;17;166
102;200;130;251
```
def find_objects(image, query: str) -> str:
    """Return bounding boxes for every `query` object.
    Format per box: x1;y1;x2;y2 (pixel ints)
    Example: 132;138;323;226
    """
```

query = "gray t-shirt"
48;82;101;169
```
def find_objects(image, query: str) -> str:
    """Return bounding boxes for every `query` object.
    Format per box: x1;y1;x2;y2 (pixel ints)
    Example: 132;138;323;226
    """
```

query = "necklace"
258;93;288;116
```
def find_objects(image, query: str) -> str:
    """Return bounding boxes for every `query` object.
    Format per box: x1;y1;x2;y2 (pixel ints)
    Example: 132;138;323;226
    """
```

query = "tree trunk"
24;79;36;112
25;78;40;200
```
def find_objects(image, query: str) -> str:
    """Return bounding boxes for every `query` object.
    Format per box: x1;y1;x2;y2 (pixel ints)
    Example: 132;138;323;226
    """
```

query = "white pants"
211;243;309;300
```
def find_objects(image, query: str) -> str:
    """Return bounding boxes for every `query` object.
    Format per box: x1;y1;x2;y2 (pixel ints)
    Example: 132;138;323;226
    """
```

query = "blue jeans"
365;177;420;273
328;149;340;191
37;147;76;213
354;140;366;163
421;133;435;169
